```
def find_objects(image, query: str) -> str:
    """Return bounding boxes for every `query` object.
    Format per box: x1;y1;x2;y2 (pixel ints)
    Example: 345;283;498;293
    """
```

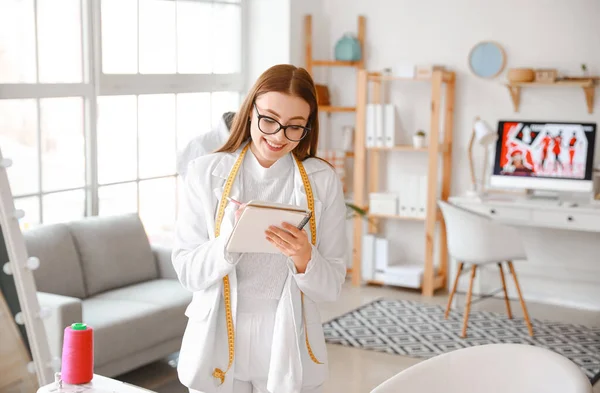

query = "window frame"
0;0;245;229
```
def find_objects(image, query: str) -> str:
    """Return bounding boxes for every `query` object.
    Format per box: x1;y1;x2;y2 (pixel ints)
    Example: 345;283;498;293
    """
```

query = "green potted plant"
581;63;589;77
413;130;426;148
345;201;368;220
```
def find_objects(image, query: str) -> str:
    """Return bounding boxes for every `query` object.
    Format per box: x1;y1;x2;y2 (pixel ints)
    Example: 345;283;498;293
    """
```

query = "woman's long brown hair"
216;64;320;161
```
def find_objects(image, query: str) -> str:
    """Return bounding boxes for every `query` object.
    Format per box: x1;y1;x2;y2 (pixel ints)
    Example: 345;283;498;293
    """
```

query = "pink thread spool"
61;323;94;384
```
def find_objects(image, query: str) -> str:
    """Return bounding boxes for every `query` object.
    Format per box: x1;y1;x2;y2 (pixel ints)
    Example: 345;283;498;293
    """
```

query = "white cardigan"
171;145;348;393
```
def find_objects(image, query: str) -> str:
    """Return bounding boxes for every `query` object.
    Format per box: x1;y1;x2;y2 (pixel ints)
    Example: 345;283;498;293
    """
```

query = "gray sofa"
23;213;191;378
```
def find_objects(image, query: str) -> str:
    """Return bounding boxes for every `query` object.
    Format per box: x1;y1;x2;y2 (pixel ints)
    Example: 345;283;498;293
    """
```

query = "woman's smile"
263;137;286;152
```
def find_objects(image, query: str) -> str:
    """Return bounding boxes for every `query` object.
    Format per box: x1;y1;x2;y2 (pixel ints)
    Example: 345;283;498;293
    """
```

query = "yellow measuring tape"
212;143;321;385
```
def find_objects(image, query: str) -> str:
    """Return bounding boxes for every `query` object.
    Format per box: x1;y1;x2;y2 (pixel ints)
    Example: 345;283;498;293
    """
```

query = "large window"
0;0;243;244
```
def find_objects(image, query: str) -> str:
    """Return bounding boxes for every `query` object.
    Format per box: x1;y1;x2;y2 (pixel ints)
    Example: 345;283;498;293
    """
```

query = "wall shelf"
312;60;359;67
368;73;456;84
366;273;445;290
367;143;449;153
318;105;356;113
369;209;442;222
506;79;596;114
368;213;425;221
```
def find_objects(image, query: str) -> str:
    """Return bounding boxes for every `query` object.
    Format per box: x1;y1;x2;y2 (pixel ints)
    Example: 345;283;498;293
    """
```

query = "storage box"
534;69;557;83
369;193;398;215
394;64;415;78
384;262;435;289
415;65;445;80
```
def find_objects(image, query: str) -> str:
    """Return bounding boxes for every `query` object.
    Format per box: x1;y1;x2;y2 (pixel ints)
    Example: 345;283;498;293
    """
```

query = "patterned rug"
323;298;600;385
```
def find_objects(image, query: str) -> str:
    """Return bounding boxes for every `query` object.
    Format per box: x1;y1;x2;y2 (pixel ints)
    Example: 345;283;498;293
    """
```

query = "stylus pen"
226;196;243;206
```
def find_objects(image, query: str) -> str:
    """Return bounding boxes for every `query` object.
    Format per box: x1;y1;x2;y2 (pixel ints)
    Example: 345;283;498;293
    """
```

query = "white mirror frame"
0;145;54;386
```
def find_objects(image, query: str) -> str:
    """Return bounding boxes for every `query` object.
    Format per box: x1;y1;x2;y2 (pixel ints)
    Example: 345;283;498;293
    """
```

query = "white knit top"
235;149;295;299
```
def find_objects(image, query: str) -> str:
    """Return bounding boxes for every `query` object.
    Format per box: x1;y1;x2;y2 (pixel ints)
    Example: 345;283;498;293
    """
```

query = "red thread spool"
61;322;94;384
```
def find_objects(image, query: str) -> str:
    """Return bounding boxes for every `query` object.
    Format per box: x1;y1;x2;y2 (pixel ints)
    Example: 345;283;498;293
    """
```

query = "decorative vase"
413;135;425;148
334;33;361;62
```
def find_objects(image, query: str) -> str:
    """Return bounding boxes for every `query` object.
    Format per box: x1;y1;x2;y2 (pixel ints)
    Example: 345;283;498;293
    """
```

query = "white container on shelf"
369;193;398;215
384;262;435;289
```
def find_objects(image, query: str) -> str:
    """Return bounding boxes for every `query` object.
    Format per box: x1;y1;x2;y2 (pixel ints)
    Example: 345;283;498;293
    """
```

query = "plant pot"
413;135;425;148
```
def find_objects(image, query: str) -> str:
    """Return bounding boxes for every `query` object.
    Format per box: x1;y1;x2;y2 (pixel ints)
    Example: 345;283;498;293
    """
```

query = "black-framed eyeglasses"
254;104;310;142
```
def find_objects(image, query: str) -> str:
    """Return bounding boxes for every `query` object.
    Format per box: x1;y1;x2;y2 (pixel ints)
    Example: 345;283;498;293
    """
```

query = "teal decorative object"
334;33;361;62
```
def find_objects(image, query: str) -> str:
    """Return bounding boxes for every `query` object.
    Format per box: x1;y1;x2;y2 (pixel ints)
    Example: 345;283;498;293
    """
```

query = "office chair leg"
445;262;464;319
498;262;513;319
508;261;534;337
461;265;477;338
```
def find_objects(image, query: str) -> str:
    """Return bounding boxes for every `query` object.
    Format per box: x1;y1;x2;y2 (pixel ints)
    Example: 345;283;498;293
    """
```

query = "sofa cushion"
82;279;191;367
68;213;158;296
23;223;86;299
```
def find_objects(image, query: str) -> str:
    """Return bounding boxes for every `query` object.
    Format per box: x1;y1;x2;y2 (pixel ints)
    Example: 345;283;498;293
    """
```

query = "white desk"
37;374;156;393
449;195;600;233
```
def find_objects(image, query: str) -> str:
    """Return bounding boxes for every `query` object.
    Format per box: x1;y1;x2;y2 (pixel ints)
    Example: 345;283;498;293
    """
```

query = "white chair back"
370;343;593;393
438;201;526;264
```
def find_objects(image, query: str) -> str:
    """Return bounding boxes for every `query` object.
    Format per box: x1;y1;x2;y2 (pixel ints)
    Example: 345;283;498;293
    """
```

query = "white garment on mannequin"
235;150;294;300
176;113;234;178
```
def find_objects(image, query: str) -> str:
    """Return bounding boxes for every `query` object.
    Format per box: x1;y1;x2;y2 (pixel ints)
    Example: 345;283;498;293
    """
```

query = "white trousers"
190;297;323;393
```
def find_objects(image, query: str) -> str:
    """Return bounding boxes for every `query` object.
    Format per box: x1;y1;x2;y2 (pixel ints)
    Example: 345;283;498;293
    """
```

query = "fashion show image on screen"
493;121;596;180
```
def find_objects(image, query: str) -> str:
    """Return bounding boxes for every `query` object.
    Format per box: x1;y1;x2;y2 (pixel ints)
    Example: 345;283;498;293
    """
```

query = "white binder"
374;237;389;273
406;175;419;218
398;174;409;217
417;175;428;219
361;234;376;280
383;104;396;147
374;104;384;147
366;104;376;148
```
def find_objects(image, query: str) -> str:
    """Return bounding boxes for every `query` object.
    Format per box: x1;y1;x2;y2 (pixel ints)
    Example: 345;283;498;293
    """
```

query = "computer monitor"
490;120;597;193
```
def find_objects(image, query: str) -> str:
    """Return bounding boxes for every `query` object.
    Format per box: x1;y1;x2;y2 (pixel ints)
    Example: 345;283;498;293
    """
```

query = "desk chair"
438;201;534;338
370;343;593;393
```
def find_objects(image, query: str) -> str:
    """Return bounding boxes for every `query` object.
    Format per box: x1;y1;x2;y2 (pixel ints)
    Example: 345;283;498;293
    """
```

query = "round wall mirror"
468;41;506;78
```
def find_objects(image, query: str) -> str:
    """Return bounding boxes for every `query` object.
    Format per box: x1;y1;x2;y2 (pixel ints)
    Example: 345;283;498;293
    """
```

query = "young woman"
171;64;347;393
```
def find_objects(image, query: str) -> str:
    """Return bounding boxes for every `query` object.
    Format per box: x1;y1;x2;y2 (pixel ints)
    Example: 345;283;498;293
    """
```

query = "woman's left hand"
266;223;312;273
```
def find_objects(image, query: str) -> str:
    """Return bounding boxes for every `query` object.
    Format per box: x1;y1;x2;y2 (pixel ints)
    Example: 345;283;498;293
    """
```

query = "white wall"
289;0;600;309
244;0;327;88
245;0;292;89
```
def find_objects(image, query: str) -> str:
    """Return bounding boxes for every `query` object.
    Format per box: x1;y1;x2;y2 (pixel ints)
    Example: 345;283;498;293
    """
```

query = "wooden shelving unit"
368;213;426;221
352;69;456;297
304;15;366;80
305;14;366;276
304;14;365;120
506;79;596;114
368;144;449;153
312;60;360;67
318;106;357;113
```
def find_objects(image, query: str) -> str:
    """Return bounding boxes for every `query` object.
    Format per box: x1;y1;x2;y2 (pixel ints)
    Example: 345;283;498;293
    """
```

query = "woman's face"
249;91;311;167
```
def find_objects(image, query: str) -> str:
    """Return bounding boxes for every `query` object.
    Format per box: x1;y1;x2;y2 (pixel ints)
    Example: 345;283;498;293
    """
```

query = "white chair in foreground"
438;201;533;338
370;343;593;393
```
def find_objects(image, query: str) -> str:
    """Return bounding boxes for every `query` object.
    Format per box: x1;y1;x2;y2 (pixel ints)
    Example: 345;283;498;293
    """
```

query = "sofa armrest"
152;244;177;280
37;292;83;361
